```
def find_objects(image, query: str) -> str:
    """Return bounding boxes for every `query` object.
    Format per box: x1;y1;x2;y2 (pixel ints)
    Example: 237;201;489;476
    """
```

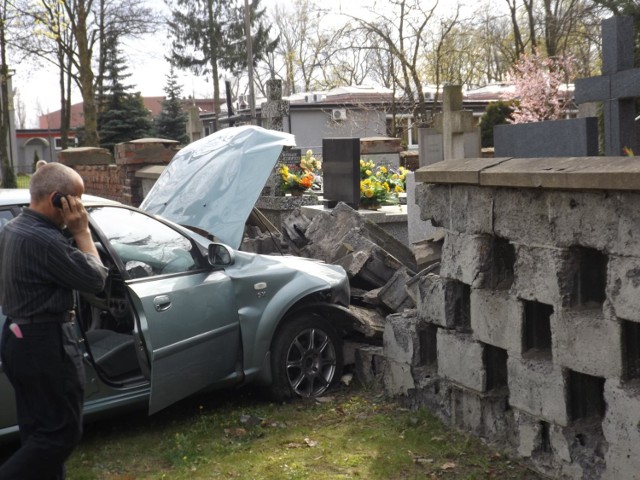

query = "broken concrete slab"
346;304;386;338
377;267;415;312
334;240;406;289
299;202;417;272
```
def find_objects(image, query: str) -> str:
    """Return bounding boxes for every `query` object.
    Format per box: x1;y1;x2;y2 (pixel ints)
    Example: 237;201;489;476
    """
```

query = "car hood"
140;126;295;249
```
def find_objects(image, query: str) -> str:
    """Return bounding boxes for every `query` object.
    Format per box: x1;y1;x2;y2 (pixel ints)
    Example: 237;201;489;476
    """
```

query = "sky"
12;0;473;128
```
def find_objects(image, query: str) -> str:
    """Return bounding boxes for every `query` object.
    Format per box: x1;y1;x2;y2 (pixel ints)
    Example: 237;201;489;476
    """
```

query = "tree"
480;100;515;147
97;34;152;151
167;0;276;131
0;0;16;187
155;67;189;144
509;50;574;123
14;0;159;147
353;0;460;124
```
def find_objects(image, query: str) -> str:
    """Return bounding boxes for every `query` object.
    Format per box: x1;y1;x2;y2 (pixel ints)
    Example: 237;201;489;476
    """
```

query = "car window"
89;206;199;278
0;210;14;230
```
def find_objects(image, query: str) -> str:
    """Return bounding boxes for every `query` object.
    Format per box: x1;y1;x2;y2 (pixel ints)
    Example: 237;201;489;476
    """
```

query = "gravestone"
418;128;481;166
322;137;360;208
434;85;481;160
574;16;640;156
494;117;599;157
262;79;292;195
261;79;290;132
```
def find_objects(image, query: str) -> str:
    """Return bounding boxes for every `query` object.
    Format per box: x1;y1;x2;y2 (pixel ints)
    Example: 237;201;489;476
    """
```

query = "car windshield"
89;206;200;277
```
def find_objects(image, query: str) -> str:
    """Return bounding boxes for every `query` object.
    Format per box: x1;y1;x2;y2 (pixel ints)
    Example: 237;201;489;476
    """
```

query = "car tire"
269;314;343;401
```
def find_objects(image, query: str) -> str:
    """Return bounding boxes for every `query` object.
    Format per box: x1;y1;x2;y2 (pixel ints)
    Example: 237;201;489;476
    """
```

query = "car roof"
0;189;122;207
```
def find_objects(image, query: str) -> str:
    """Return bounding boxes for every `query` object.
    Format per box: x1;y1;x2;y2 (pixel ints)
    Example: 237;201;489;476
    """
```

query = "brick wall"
382;156;640;479
58;140;177;207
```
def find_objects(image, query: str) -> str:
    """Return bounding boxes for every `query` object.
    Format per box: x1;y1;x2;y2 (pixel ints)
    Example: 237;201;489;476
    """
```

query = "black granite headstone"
574;16;640;156
322;138;360;208
279;147;301;166
494;118;599;157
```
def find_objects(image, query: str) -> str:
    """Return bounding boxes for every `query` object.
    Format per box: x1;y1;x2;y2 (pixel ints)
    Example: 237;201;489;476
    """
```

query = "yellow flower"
380;166;387;174
364;188;375;198
366;169;372;176
394;185;403;193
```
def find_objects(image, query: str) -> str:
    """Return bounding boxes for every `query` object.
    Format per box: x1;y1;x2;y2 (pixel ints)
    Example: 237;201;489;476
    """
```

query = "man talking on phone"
0;162;108;479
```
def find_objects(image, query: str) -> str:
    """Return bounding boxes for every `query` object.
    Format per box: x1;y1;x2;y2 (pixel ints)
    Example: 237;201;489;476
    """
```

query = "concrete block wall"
59;140;177;207
382;157;640;479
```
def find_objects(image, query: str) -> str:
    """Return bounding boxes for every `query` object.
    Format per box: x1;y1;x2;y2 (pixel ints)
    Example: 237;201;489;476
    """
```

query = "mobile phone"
52;192;66;208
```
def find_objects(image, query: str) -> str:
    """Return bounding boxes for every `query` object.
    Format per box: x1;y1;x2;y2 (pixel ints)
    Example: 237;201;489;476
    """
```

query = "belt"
10;311;75;325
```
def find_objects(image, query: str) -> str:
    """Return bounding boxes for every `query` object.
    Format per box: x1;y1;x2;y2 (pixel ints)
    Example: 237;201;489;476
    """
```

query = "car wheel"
270;314;343;401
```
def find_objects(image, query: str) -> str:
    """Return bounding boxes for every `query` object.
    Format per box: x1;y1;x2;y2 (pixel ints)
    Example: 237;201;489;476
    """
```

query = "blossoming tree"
509;50;575;124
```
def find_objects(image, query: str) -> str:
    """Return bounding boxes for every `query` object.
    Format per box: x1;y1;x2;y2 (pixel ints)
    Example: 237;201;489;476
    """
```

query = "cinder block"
451;386;510;439
382;358;415;396
604;447;640;480
354;345;384;389
603;380;640;448
607;255;640;322
493;188;556;246
547;190;619;251
440;231;494;288
512;244;577;307
415;183;449;227
437;330;485;392
471;289;522;354
611;192;640;257
416;273;460;328
508;357;569;426
383;311;421;366
553;309;622;378
514;410;543;458
449;185;494;235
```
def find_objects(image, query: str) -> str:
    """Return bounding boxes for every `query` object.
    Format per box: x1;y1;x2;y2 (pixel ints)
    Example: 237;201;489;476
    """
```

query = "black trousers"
0;320;85;480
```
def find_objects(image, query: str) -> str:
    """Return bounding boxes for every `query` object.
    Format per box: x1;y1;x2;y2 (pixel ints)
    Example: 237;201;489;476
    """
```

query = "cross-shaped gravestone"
574;16;640;156
434;85;480;160
261;79;290;132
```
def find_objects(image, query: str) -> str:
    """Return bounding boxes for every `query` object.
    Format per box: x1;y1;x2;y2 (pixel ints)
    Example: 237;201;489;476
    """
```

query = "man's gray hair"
30;163;80;201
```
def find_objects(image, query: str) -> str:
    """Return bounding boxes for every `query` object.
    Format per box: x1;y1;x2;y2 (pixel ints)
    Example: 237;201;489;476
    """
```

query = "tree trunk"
75;0;99;146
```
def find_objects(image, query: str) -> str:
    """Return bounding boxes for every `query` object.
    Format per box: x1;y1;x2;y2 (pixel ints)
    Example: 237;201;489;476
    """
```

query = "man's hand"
60;196;102;262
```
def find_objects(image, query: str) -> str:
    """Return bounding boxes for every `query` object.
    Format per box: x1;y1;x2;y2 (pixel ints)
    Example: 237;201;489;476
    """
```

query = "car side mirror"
208;243;235;267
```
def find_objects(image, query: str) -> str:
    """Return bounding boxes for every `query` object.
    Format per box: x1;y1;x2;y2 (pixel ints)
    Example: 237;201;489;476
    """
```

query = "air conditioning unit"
332;109;347;121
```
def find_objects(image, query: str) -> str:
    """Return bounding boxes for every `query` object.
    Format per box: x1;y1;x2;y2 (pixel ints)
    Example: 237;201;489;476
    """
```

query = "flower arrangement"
623;146;635;156
277;149;322;194
359;159;408;209
278;155;316;194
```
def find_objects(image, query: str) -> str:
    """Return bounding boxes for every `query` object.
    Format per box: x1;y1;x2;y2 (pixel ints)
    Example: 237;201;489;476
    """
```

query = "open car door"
88;205;241;414
127;271;240;414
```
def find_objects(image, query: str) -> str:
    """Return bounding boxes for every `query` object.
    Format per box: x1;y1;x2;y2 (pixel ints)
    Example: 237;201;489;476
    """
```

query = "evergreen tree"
480;101;515;148
98;33;153;151
167;0;277;131
155;67;189;144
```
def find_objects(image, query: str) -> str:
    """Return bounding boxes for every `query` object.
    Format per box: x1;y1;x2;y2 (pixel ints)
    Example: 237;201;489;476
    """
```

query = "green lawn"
55;386;541;480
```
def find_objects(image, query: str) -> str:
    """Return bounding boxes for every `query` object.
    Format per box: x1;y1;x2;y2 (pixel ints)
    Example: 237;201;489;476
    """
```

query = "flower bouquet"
359;159;408;209
278;163;315;195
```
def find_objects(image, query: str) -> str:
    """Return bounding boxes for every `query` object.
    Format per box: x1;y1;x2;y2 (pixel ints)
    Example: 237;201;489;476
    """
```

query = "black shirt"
0;208;108;318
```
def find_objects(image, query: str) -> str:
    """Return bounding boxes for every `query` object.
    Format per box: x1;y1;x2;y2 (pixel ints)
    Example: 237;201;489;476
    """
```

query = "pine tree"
154;67;189;144
98;32;153;151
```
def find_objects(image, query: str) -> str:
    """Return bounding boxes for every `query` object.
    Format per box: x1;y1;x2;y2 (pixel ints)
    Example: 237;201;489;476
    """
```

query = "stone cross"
574;16;640;156
434;85;480;160
261;79;290;132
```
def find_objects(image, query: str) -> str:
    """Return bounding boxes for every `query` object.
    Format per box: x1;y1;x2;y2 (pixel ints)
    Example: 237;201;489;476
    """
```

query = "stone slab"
481;156;640;191
607;255;640;323
416;156;640;192
383;311;421;366
414;157;511;185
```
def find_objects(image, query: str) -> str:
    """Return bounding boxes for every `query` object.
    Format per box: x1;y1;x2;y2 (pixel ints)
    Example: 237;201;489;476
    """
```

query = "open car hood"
140;126;295;249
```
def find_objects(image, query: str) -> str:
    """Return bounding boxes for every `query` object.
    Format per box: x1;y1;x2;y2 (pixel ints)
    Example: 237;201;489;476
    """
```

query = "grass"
15;174;30;188
48;385;542;480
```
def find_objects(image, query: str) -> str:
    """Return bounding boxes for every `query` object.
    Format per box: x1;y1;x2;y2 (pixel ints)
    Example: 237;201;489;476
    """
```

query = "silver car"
0;127;353;443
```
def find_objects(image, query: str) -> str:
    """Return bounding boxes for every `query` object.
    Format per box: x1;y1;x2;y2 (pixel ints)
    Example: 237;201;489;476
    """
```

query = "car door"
88;206;240;414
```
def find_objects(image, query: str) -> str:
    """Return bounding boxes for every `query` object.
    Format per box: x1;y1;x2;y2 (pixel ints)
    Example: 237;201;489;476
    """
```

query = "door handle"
153;295;171;312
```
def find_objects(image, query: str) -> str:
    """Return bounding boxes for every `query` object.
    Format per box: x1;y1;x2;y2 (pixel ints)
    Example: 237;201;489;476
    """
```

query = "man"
0;163;108;479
